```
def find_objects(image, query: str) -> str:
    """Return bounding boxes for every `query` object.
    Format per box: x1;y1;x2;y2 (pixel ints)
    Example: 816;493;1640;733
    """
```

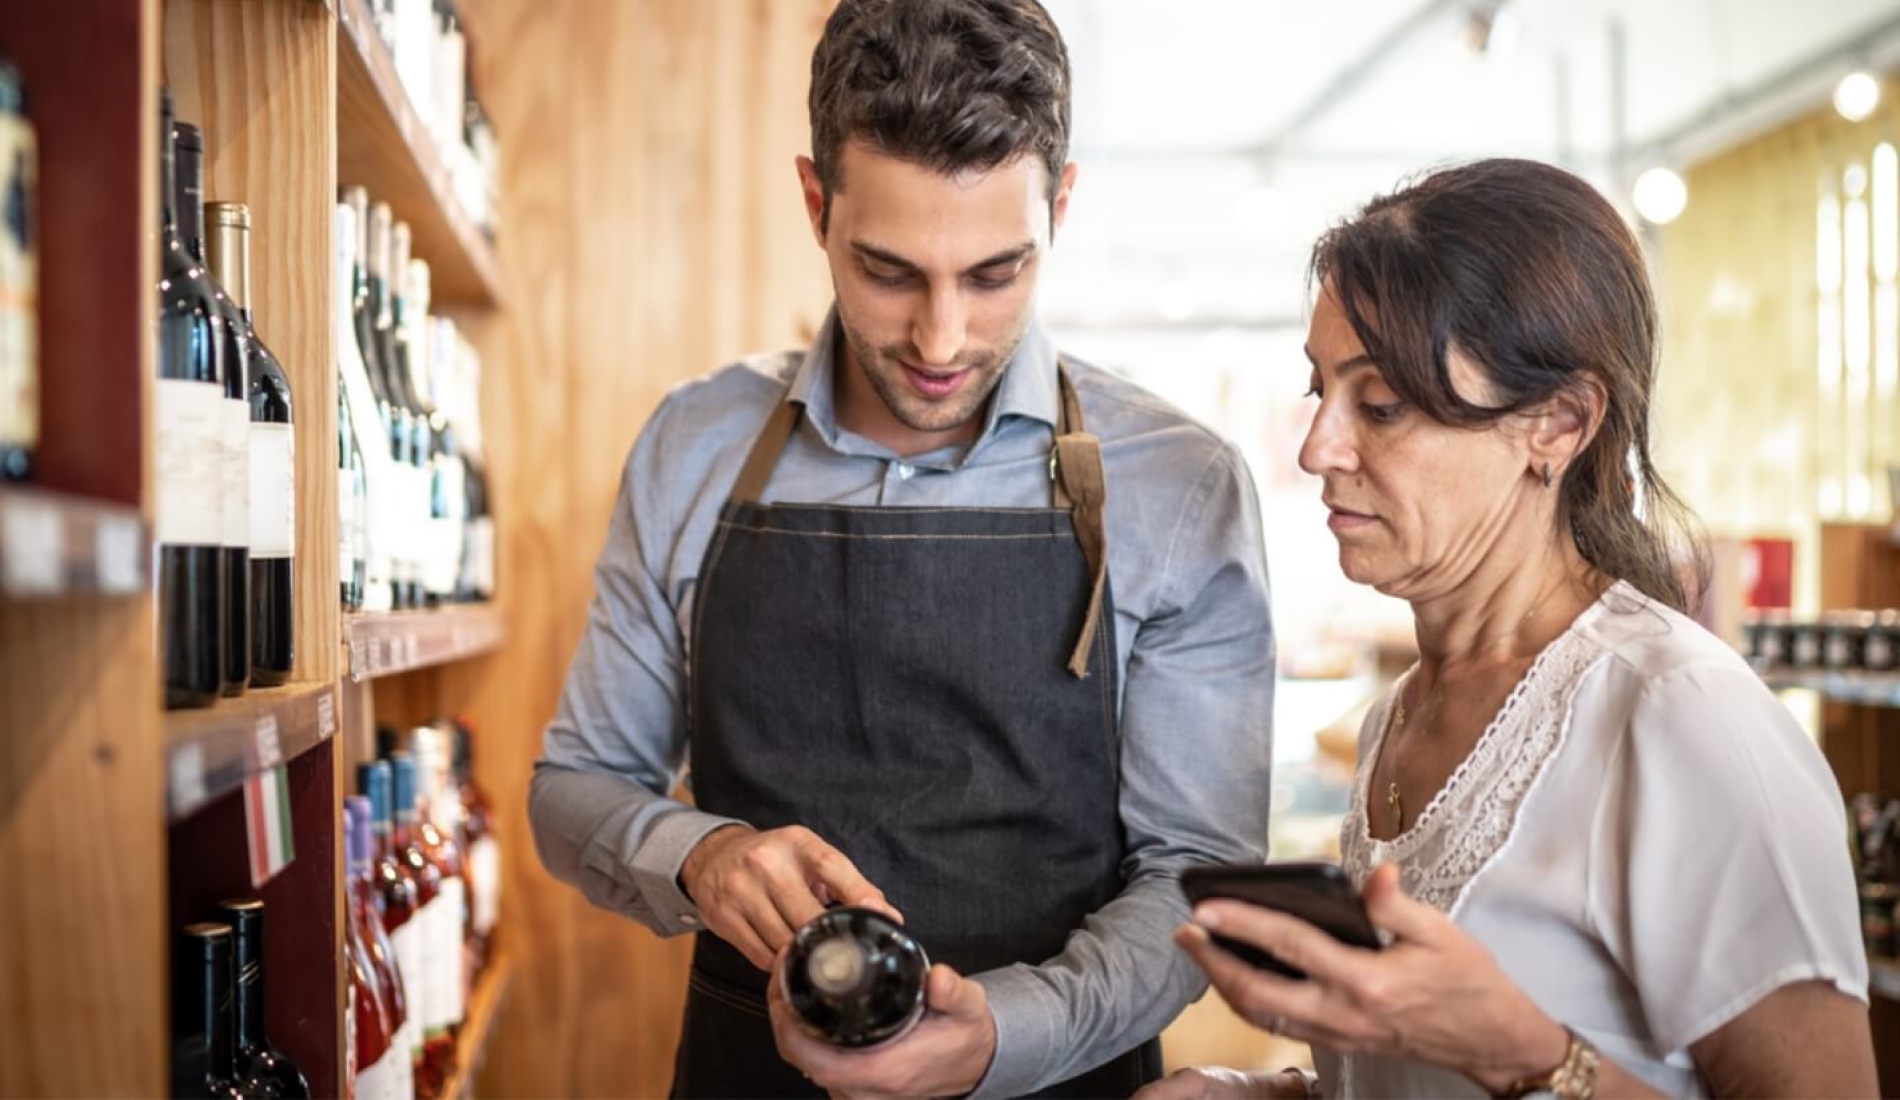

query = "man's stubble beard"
837;308;1029;436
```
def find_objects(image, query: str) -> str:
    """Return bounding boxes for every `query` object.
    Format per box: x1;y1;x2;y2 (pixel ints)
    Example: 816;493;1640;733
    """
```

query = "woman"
1145;159;1876;1098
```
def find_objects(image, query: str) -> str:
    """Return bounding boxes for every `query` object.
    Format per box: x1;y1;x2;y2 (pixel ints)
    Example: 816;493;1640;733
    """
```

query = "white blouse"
1312;582;1869;1098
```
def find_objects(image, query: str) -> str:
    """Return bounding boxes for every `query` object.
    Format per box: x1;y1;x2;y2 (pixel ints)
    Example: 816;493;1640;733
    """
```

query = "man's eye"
864;265;912;287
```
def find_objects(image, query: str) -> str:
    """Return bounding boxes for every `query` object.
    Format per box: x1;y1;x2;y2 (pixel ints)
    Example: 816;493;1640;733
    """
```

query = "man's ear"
1050;161;1078;238
796;155;828;246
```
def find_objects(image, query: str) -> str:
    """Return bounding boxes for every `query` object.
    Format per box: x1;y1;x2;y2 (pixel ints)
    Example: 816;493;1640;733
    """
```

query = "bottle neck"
230;928;265;1048
372;821;394;863
205;950;238;1080
393;811;417;850
159;106;178;238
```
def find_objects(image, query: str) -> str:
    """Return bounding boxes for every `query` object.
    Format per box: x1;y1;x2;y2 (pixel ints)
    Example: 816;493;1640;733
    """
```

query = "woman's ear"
1529;377;1607;482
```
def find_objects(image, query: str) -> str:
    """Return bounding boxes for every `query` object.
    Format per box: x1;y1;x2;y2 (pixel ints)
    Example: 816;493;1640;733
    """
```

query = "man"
530;1;1274;1095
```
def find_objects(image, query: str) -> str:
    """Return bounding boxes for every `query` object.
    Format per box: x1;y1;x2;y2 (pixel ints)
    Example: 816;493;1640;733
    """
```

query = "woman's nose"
1298;405;1359;477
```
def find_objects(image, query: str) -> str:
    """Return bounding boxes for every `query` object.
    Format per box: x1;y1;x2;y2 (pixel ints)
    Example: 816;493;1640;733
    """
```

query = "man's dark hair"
808;0;1071;231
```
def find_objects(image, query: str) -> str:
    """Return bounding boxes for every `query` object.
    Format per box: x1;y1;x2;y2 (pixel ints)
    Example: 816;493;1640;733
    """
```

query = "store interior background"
453;0;1900;1093
8;0;1900;1095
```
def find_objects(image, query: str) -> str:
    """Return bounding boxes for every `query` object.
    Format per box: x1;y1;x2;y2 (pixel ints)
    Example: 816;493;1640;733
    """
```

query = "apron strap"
730;400;803;504
725;361;1109;681
1052;364;1110;680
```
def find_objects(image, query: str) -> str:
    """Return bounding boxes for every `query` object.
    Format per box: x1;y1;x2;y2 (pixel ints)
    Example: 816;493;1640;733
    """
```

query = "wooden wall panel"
444;1;834;1095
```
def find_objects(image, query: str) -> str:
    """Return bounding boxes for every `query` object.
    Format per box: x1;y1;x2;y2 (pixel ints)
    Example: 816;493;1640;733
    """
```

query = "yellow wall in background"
1657;81;1900;611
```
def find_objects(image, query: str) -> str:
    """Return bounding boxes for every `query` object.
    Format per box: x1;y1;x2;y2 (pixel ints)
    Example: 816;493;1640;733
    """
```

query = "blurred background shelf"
1759;667;1900;707
334;0;500;306
1873;957;1900;1003
0;486;147;598
164;682;339;820
346;605;504;680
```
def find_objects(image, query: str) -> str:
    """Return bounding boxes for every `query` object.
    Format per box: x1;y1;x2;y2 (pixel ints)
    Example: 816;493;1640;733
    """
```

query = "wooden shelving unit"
0;0;510;1095
165;682;340;819
0;486;148;597
1760;667;1900;707
347;605;504;681
442;955;512;1100
334;0;501;306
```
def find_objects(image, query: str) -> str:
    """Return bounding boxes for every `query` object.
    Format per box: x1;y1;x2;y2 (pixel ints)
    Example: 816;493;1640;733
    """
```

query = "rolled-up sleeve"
970;441;1276;1098
530;394;745;937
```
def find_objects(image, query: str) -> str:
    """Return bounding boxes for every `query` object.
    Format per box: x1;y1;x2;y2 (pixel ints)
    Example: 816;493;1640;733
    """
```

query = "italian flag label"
244;764;296;887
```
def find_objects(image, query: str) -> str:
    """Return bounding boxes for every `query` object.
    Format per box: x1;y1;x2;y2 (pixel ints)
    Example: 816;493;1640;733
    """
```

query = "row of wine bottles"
0;56;35;485
348;719;500;1100
334;187;496;615
365;0;498;238
173;899;311;1098
157;92;297;709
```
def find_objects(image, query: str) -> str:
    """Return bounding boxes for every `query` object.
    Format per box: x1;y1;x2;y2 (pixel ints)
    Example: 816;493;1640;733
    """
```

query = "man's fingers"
799;839;897;922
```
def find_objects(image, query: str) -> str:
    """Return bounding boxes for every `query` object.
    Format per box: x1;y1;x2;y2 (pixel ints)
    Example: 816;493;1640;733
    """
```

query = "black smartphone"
1179;861;1382;979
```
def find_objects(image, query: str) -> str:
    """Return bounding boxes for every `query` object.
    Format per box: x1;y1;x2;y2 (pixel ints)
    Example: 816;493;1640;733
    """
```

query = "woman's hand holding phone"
1175;863;1572;1096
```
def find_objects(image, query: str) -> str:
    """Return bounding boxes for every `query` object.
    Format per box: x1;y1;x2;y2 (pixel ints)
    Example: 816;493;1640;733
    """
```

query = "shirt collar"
786;305;1062;453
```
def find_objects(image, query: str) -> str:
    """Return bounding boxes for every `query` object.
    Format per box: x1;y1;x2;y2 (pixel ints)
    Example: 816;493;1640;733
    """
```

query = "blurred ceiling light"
1236;186;1290;235
1462;2;1518;57
1157;284;1196;323
1632;167;1688;226
1836;70;1882;122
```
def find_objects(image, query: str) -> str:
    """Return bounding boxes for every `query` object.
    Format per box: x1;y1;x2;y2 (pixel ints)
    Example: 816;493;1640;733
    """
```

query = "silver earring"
1541;463;1553;489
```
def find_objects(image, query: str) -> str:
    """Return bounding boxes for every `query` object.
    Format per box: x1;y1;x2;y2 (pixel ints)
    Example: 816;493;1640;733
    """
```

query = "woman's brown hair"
1310;157;1707;612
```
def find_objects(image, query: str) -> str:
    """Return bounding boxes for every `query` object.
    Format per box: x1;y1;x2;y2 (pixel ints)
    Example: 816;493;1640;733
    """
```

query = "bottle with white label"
174;120;250;697
412;726;468;1040
337;194;396;613
389;750;449;1094
156;91;227;710
207;201;295;686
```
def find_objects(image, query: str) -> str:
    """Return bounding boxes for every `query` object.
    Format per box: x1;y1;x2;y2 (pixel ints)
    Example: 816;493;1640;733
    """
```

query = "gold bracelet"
1494;1027;1600;1100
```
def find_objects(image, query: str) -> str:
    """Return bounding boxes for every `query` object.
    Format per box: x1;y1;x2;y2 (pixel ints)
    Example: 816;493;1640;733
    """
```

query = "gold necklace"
1382;574;1581;832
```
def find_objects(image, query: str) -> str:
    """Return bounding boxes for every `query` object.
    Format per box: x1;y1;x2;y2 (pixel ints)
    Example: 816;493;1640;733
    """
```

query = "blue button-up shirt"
531;309;1275;1097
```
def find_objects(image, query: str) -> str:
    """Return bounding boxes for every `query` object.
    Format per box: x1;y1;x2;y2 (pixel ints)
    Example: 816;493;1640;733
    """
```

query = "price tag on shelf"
367;636;385;674
170;741;207;817
254;713;283;770
95;514;143;594
2;496;64;595
317;692;337;738
403;634;420;668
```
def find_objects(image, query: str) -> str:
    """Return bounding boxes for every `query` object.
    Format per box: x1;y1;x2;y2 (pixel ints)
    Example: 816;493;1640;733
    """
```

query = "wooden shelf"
443;953;511;1100
1874;956;1900;1003
334;0;502;307
1759;667;1900;707
0;486;147;598
346;605;504;681
165;682;340;820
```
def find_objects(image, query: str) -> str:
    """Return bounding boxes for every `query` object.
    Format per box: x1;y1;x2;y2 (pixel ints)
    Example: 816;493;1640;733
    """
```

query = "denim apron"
670;365;1161;1098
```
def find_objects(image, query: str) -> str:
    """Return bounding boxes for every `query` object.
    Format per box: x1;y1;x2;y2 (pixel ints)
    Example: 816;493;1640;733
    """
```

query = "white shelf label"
2;495;62;594
94;514;142;594
254;713;283;769
171;741;207;815
317;692;336;738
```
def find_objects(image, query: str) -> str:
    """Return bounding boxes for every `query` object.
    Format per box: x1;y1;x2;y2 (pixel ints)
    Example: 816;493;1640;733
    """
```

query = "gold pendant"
1386;781;1403;830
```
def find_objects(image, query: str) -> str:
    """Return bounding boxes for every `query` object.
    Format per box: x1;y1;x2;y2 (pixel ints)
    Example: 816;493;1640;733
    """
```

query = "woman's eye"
1362;402;1406;425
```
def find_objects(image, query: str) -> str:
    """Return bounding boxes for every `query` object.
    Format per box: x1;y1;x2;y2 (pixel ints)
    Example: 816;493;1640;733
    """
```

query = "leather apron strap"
725;361;1110;679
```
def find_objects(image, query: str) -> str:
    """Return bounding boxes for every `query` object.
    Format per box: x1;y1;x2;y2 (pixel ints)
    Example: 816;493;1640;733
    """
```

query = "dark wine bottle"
782;907;929;1049
173;922;245;1099
175;121;250;697
206;202;295;686
157;94;227;710
214;900;311;1098
0;58;36;484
